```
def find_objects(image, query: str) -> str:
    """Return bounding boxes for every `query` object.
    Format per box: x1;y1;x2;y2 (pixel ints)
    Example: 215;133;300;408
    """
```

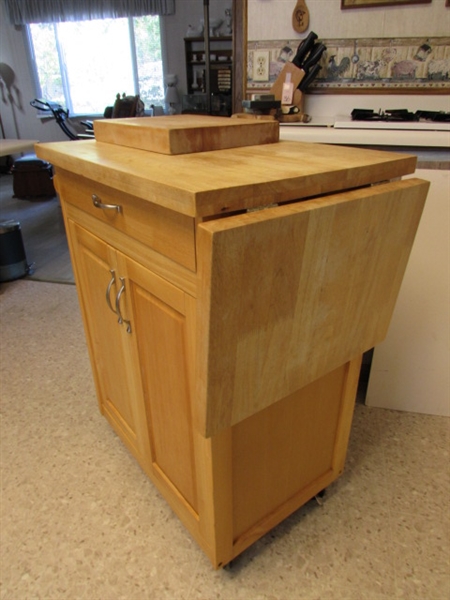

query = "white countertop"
280;116;450;148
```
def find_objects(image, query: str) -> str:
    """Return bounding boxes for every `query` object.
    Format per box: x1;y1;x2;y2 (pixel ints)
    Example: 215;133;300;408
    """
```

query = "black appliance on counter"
351;109;450;123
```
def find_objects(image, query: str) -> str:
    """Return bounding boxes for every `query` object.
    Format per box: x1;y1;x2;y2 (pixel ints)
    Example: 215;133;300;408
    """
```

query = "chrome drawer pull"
92;194;121;213
115;277;132;334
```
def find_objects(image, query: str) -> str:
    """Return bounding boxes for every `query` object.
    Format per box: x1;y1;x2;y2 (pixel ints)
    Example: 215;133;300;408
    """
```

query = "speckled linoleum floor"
1;280;449;600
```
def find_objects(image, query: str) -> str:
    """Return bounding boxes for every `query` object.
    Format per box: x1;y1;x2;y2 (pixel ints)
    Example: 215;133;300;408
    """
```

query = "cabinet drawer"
56;170;196;271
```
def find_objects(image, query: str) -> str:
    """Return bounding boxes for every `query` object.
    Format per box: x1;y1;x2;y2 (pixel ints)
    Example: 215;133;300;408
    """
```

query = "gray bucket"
0;220;30;282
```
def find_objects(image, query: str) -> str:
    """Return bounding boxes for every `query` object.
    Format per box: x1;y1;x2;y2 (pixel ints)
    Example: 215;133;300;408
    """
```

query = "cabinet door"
67;218;197;511
67;221;143;457
197;178;430;436
119;254;198;513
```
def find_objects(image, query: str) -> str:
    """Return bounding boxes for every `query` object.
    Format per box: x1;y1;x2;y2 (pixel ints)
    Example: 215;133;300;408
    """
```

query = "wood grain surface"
196;178;429;436
94;115;279;155
270;62;305;101
36;139;417;217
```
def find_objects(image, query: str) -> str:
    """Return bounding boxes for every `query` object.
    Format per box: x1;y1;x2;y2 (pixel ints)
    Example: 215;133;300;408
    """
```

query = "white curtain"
3;0;175;24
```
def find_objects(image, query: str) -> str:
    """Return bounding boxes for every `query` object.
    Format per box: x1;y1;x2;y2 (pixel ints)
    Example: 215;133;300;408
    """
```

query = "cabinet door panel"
197;178;429;436
123;257;198;512
68;221;139;452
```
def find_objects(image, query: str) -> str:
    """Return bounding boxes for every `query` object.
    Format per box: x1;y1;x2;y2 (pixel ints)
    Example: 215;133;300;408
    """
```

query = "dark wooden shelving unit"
183;36;232;116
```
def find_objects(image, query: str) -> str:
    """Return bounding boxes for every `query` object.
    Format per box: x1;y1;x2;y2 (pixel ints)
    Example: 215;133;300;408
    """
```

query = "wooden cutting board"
94;114;280;155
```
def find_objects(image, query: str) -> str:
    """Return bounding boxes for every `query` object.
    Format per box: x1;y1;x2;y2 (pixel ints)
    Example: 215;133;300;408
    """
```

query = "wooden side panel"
232;363;346;540
230;357;362;558
197;178;429;436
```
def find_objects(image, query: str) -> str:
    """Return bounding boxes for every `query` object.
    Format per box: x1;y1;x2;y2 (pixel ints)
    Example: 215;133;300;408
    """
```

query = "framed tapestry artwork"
341;0;431;7
247;37;450;94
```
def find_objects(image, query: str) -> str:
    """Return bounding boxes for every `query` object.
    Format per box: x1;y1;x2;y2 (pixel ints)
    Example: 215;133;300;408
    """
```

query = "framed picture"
341;0;431;8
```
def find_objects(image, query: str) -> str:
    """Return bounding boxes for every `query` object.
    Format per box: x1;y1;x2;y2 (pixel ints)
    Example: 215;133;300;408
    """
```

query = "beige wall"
248;0;450;40
248;0;450;116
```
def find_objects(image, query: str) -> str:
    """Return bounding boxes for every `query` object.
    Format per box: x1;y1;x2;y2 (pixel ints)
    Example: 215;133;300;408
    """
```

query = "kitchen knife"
298;63;321;92
296;42;326;91
292;31;318;69
301;43;327;72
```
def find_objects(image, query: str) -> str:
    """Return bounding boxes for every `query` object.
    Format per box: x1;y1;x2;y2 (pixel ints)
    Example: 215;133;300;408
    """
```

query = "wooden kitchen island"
36;116;428;568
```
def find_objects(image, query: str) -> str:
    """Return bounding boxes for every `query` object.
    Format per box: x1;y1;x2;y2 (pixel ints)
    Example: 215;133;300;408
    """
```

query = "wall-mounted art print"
341;0;431;8
247;37;450;94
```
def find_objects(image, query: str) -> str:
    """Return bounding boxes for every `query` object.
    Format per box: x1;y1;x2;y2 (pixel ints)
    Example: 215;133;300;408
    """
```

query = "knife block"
270;62;305;113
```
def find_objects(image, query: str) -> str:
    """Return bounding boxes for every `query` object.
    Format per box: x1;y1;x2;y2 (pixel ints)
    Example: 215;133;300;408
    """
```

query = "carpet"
1;279;449;599
0;173;74;284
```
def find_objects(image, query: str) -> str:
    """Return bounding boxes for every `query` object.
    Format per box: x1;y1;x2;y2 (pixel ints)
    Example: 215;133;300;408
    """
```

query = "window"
27;16;164;115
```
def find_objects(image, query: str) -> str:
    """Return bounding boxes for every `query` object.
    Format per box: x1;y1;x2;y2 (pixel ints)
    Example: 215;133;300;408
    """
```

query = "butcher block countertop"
35;139;417;217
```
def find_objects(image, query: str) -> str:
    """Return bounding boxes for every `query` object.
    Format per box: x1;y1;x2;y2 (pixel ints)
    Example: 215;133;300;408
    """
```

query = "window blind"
3;0;175;24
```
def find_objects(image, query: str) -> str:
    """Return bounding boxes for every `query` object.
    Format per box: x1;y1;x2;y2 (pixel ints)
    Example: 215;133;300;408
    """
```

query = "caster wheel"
315;489;326;505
